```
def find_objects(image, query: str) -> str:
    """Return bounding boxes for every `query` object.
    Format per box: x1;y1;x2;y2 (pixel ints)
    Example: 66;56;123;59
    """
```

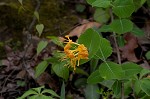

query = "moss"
0;0;78;40
38;0;78;36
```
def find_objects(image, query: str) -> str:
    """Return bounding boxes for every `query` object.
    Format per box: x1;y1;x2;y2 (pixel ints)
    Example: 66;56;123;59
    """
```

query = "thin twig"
109;9;121;64
109;9;124;99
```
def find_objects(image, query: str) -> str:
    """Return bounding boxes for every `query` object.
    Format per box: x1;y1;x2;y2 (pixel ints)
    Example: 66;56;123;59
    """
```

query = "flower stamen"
63;36;89;70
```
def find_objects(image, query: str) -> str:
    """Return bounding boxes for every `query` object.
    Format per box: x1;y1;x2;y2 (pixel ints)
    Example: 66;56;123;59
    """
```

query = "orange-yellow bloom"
63;35;89;70
76;44;88;66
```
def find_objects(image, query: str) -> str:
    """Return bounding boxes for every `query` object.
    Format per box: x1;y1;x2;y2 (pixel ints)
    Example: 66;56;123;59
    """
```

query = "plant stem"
113;33;121;64
109;9;124;99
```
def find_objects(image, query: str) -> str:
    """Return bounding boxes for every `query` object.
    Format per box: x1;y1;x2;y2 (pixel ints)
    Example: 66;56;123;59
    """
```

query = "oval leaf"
98;25;112;32
87;70;104;84
90;58;99;72
99;61;124;80
37;41;48;55
92;0;111;8
36;24;44;37
112;80;121;96
117;35;125;47
140;79;150;96
94;36;112;61
78;28;101;59
35;95;54;99
122;62;142;78
131;25;145;36
35;61;48;78
113;0;135;18
34;11;39;21
110;19;133;34
74;67;89;77
134;80;141;95
85;84;100;99
17;89;37;99
100;80;115;89
140;69;150;79
42;89;60;98
74;78;87;88
52;62;69;81
146;51;150;60
94;8;110;23
86;0;96;4
32;86;44;94
60;81;65;99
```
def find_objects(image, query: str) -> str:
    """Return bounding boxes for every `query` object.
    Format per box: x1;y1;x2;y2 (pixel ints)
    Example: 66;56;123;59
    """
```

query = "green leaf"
94;36;112;61
28;95;38;99
17;80;26;87
52;51;66;59
98;25;112;32
18;0;23;5
40;95;54;99
17;89;37;99
78;28;101;59
112;80;121;96
29;95;54;99
147;0;150;8
47;36;64;47
73;67;89;76
124;80;132;96
85;84;100;99
94;8;110;23
110;19;133;34
141;0;146;4
134;80;141;95
32;86;44;94
133;0;146;11
122;62;142;78
140;69;150;79
92;0;111;8
35;61;48;78
74;78;87;88
131;26;145;36
87;70;104;84
34;11;39;21
60;81;65;99
117;35;125;47
90;58;99;72
86;0;96;4
141;95;150;99
75;4;86;12
99;61;124;80
140;79;150;96
42;89;60;98
146;51;150;60
36;24;44;37
45;57;59;64
113;0;135;18
52;62;69;81
100;80;115;89
37;40;48;55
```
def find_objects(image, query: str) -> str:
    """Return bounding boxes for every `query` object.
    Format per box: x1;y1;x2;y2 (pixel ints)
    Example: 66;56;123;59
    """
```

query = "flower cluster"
63;35;88;70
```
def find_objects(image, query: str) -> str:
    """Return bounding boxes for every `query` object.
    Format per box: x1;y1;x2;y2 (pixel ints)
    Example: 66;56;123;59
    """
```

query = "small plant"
17;86;60;99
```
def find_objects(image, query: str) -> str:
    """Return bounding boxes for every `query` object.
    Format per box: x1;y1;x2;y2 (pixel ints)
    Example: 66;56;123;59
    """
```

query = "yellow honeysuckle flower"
63;35;89;70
